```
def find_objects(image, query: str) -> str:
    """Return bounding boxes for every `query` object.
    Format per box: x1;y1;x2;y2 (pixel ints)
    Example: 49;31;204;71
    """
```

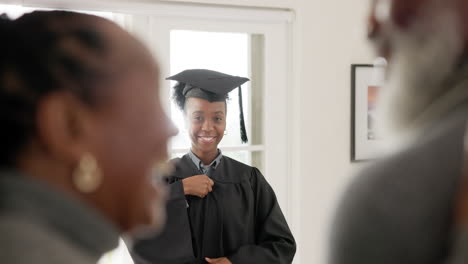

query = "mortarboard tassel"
238;85;248;143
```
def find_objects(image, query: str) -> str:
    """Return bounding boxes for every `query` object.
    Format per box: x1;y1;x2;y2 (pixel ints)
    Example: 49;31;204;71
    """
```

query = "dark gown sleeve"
132;163;195;264
227;168;296;264
168;178;185;201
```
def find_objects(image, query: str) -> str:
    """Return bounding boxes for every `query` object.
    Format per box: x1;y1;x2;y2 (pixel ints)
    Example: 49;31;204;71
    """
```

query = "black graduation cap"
167;69;250;143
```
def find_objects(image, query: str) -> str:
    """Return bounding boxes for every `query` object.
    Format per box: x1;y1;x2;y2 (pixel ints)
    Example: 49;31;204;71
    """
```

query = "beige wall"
292;1;374;263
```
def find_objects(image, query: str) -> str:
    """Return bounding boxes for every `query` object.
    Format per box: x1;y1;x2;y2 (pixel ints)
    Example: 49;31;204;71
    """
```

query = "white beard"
376;5;464;147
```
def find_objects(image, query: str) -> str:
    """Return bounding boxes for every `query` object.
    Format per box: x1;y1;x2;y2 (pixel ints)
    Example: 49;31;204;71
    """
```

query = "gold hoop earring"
73;153;102;193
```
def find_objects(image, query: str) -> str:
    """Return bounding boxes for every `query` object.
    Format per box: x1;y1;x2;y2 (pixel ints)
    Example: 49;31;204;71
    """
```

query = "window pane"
169;30;250;149
171;152;186;160
98;238;134;264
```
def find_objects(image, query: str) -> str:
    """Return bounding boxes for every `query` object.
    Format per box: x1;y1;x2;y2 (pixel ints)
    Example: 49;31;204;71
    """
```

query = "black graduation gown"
133;154;296;264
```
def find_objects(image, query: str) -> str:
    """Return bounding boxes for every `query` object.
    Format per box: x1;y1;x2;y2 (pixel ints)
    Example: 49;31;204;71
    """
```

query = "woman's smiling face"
184;97;226;154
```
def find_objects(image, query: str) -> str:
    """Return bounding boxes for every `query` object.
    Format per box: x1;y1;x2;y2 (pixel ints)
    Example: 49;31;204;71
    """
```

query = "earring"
224;130;228;135
72;153;102;193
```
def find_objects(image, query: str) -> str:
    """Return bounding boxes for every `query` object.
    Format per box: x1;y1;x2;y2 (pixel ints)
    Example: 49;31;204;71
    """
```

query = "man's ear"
35;91;93;165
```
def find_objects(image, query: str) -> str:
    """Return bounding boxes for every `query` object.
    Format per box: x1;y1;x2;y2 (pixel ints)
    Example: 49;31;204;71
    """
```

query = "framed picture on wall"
351;64;384;161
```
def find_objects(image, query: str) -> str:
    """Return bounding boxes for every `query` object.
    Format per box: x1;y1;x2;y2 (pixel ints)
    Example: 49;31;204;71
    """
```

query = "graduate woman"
133;69;296;264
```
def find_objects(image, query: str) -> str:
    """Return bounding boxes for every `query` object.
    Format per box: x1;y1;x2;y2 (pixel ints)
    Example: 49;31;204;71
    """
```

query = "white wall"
292;1;374;263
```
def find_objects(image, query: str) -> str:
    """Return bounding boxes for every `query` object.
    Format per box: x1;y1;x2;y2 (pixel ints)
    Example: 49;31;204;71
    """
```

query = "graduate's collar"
188;149;223;172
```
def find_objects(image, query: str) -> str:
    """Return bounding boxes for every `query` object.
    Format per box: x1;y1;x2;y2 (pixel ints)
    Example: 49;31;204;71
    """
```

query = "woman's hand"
205;257;232;264
182;175;214;198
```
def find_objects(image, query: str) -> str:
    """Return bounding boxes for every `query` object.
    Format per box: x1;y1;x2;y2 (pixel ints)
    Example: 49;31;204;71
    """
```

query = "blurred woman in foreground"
0;10;176;263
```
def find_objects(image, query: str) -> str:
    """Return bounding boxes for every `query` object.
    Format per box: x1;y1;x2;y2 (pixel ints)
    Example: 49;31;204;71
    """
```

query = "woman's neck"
191;147;218;165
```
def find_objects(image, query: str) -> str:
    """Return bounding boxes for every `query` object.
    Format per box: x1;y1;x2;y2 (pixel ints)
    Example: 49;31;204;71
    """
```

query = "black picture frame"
351;64;382;161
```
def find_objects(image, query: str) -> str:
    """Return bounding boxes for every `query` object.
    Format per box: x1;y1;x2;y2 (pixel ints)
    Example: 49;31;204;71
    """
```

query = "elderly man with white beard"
330;0;468;263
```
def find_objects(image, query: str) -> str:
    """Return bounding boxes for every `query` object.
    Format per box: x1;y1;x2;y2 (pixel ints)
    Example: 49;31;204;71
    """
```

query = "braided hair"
0;11;111;167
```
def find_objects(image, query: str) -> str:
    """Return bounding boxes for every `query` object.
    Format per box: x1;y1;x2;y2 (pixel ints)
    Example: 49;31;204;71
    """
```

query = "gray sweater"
0;171;119;264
